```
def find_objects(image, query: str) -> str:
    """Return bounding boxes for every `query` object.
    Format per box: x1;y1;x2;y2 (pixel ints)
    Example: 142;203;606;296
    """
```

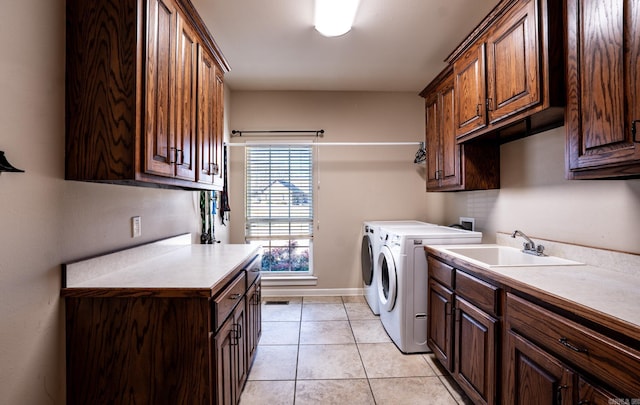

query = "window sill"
260;274;318;287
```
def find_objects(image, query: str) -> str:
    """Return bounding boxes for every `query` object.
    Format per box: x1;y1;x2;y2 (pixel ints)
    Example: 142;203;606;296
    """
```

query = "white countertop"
427;243;640;332
63;235;261;295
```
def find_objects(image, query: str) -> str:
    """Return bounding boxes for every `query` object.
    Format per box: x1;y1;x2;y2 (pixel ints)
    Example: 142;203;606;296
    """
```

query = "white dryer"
361;220;434;314
377;225;482;353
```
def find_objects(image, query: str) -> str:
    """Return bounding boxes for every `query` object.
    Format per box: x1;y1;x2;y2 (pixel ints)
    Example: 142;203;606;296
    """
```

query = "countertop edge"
61;243;262;299
425;245;640;343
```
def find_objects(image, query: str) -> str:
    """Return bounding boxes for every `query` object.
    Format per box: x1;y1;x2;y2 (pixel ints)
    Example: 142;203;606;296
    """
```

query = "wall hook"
0;151;25;172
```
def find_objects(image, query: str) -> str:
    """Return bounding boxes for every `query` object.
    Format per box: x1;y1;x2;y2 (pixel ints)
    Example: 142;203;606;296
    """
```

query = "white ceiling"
202;0;499;92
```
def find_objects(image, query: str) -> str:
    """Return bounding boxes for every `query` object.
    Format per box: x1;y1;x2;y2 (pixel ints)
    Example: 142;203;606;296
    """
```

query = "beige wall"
442;126;640;255
228;92;640;294
228;91;445;289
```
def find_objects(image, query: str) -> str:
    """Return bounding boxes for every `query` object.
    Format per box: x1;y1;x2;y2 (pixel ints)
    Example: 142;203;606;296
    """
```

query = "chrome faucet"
511;230;545;256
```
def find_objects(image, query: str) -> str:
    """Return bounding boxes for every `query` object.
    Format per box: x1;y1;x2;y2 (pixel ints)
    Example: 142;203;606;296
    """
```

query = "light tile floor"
239;295;472;405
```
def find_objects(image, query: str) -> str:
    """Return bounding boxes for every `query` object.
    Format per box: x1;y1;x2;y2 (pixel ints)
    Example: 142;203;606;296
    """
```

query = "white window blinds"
245;145;314;242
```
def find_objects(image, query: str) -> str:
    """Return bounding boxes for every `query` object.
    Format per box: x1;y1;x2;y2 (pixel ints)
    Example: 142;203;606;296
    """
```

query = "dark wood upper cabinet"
485;0;540;125
421;68;499;192
454;42;488;138
446;0;565;144
197;46;224;187
65;0;228;190
565;0;640;179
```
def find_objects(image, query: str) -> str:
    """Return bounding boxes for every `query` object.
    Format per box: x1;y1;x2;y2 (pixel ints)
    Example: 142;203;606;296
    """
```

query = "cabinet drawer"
245;253;262;288
212;272;246;332
506;293;640;398
455;270;499;315
427;256;454;289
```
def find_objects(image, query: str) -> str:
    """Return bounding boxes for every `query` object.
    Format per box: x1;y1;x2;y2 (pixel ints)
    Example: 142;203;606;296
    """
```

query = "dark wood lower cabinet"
426;252;640;405
214;314;236;405
427;279;454;371
503;330;575;405
214;297;247;405
246;278;262;363
65;271;261;405
578;377;619;405
453;296;497;405
427;259;500;405
504;292;640;404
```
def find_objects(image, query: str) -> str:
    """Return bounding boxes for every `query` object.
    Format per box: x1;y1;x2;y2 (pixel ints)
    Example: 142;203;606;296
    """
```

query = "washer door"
377;245;397;311
361;235;374;286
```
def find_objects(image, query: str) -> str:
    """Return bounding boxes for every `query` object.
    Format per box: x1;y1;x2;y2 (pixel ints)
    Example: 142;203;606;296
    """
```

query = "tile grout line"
344;298;380;405
253;297;467;404
292;298;305;405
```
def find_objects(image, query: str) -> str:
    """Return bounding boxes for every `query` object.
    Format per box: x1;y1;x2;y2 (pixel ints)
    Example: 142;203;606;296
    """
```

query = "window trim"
244;142;315;277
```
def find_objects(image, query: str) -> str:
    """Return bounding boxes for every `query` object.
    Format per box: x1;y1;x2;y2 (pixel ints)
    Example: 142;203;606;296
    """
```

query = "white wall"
228;91;445;289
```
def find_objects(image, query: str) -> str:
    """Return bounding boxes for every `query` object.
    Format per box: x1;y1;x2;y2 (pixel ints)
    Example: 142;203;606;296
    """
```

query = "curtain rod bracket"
231;129;324;138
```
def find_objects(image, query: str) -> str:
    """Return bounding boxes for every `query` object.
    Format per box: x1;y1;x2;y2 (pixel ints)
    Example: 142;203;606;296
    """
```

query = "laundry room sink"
443;246;583;267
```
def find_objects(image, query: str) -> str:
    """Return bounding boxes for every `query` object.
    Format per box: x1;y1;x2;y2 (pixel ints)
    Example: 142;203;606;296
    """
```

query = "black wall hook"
0;151;25;172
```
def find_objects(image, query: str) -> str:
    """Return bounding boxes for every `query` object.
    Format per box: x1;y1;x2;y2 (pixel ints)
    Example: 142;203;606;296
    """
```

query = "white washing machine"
377;225;482;353
361;221;435;314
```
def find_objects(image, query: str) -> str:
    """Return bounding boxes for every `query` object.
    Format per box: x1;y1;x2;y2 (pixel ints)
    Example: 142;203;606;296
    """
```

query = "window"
245;144;314;273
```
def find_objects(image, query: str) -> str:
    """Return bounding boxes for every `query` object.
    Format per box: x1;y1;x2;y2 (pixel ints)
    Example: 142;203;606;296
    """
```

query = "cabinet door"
175;14;197;181
439;80;462;188
214;316;236;405
578;377;620;405
427;279;454;371
425;93;441;189
145;0;178;177
566;0;640;176
425;76;461;191
503;330;575;405
197;46;218;185
233;299;248;399
212;68;225;188
214;299;247;405
245;281;262;364
485;0;540;124
454;42;487;138
454;296;497;405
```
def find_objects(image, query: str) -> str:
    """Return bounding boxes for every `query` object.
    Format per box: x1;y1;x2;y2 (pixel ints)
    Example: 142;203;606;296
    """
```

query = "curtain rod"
225;141;423;147
231;129;324;137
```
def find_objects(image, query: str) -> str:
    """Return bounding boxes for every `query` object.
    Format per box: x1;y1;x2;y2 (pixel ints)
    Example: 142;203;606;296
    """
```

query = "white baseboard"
262;287;364;297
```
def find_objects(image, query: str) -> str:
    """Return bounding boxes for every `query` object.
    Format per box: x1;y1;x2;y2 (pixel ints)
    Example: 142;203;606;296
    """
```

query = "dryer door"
361;235;374;286
377;245;397;311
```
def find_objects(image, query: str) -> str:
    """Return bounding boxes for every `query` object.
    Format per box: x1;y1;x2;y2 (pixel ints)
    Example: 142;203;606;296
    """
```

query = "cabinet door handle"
558;337;588;353
632;119;640;142
444;301;451;317
556;385;568;404
236;323;242;340
229;293;242;300
486;98;493;111
476;103;482;116
210;163;219;175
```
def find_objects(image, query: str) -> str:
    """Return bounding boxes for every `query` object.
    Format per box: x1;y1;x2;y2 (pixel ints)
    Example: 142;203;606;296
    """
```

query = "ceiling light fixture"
314;0;360;37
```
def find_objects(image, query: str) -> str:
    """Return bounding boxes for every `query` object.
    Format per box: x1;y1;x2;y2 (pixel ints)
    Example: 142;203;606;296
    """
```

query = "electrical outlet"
131;216;142;238
459;217;475;231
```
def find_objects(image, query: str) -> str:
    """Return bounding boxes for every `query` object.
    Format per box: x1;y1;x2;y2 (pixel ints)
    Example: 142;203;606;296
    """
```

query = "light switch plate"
131;216;141;238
